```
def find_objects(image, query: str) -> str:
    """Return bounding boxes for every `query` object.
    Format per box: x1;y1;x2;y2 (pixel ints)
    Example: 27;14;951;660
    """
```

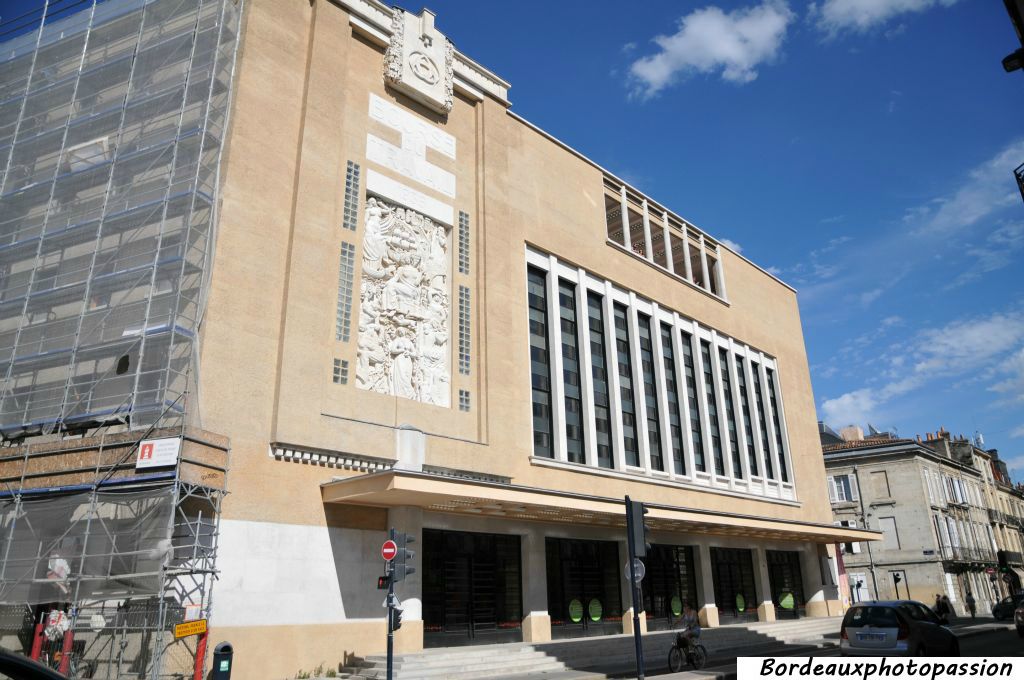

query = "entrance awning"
321;470;880;544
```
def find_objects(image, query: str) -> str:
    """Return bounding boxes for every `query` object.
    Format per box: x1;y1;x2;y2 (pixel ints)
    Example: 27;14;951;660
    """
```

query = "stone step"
370;653;562;672
351;656;567;680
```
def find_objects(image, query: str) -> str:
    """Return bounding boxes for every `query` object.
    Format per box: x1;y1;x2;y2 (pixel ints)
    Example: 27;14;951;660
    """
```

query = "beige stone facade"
192;1;874;676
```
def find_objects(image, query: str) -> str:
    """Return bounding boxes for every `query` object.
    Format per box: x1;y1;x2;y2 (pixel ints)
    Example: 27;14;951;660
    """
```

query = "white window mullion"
709;330;735;486
641;199;653;260
683;234;694;283
726;339;751;481
546;255;567;462
575;269;598;468
691;321;714;476
770;362;795;487
628;293;652;472
715;247;728;301
757;353;783;483
650;302;673;472
604;281;626;471
698;235;711;292
619;185;631;253
742;349;767;480
672;313;696;480
662;211;674;275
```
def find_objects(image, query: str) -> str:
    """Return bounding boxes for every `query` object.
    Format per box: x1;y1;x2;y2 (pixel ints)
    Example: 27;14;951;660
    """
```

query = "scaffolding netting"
0;488;174;605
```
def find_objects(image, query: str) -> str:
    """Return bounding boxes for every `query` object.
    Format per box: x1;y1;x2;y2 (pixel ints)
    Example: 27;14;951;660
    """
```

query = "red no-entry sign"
381;539;398;562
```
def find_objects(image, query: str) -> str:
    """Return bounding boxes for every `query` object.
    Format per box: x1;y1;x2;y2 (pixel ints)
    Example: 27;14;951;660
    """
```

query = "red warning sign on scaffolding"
136;438;181;469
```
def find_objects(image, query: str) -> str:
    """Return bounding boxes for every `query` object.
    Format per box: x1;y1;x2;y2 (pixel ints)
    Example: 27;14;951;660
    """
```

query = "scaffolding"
0;0;241;440
0;0;241;676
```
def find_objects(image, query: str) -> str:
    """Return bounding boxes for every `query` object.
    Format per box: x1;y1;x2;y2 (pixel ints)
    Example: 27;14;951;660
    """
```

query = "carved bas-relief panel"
383;8;454;115
356;197;451;407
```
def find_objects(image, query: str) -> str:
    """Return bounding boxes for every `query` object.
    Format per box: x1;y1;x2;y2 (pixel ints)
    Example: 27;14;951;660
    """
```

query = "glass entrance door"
710;547;758;623
423;529;523;647
642;544;700;630
766;550;805;619
545;538;623;638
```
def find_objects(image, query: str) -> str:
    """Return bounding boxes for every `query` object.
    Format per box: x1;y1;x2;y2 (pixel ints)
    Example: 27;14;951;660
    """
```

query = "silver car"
840;601;959;656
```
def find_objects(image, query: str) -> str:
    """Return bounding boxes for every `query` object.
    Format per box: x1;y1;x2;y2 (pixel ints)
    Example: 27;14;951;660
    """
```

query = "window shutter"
827;476;836;503
849;473;860;501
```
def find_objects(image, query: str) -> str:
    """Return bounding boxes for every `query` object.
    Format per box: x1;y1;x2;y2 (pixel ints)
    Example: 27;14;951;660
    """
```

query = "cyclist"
676;602;701;648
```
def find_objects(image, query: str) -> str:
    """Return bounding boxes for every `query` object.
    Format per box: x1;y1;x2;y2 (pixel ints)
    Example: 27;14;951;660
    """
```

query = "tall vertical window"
336;242;356;341
458;285;471;375
343;161;360;231
734;356;758;477
765;368;789;483
661;324;685;475
701;341;725;476
559;280;585;464
719;348;741;479
458;211;470;274
638;314;663;471
681;332;705;472
614;304;639;467
751;363;774;479
528;267;553;458
588;293;613;469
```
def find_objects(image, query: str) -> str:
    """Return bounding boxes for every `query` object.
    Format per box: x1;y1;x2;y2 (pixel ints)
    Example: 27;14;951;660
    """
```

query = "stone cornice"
333;0;511;106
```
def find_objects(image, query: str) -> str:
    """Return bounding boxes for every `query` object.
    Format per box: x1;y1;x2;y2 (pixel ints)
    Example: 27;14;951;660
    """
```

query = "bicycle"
667;629;707;672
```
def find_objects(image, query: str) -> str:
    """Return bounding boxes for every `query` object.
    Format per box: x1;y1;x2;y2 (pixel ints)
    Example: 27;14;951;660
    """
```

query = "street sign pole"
625;497;645;680
386;528;395;680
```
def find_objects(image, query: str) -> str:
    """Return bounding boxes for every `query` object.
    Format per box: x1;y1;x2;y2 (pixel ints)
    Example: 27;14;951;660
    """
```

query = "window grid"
719;348;742;479
734;356;759;477
614;303;639;467
638;314;663;472
525;253;795;500
458;211;470;274
343;161;361;231
333;358;349;384
700;341;725;476
660;323;685;476
458;285;471;375
558;280;585;464
528;267;553;458
459;389;470;412
335;242;356;341
765;368;789;483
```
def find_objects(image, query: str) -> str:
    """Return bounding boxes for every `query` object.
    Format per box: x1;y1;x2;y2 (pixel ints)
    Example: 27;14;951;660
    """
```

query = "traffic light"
625;496;650;558
391;604;403;631
393;531;416;583
377;574;391;590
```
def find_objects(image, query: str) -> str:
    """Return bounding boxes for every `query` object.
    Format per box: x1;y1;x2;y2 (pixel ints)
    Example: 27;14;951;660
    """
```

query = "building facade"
0;1;873;678
824;429;1024;617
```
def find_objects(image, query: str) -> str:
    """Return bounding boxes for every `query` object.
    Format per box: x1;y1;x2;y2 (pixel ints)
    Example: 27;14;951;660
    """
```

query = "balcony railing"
940;545;997;563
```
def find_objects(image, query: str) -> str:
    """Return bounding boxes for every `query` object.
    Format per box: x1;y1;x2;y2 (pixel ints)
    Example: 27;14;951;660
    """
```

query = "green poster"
569;599;583;623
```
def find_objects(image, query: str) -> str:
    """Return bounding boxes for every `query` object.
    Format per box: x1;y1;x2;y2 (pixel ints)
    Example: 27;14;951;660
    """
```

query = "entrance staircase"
339;616;843;679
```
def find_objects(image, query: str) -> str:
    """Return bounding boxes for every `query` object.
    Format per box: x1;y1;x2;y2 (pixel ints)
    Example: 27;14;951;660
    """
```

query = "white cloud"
908;140;1024;238
812;0;960;37
946;222;1024;289
719;238;743;253
629;1;794;97
820;309;1024;428
1011;425;1024;439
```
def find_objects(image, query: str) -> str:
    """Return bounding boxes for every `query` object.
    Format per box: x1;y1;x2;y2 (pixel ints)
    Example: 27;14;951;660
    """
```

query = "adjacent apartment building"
824;426;1024;617
0;1;874;677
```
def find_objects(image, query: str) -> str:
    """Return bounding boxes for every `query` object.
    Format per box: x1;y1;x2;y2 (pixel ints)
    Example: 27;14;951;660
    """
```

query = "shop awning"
321;470;881;544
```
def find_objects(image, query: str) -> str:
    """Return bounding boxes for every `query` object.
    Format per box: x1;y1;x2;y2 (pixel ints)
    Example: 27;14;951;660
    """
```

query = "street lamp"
1004;0;1024;73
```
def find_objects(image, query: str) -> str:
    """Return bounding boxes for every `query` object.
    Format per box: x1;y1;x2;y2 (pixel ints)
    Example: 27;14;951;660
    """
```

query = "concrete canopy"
322;470;881;544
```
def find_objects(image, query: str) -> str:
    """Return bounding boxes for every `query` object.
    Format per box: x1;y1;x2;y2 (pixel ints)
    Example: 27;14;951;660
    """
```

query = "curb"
954;624;1015;639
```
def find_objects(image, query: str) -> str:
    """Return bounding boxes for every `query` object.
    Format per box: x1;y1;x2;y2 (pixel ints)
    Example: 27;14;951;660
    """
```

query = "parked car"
992;594;1024;621
1015;602;1024;638
840;601;959;656
0;648;67;679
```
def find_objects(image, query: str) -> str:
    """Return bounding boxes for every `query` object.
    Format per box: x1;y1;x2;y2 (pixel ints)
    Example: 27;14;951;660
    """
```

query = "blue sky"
3;1;1022;477
395;0;1024;476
